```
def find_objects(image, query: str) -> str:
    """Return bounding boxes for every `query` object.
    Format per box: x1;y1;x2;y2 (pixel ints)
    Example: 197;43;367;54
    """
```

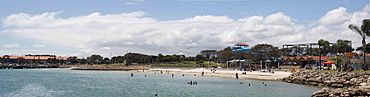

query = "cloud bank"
1;4;369;57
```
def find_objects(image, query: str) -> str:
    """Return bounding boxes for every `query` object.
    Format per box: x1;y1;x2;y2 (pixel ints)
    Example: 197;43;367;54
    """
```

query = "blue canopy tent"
232;42;251;71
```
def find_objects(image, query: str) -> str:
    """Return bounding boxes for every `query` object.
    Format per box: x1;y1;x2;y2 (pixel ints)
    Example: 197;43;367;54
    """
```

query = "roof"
2;55;68;60
282;56;331;62
235;42;249;46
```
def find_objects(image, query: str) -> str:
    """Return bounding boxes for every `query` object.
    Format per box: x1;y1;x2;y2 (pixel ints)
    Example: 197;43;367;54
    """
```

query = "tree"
318;39;330;54
0;57;3;64
124;53;154;65
87;54;103;64
318;39;330;70
111;56;125;63
157;53;164;63
356;43;370;53
332;39;353;53
67;56;79;65
217;47;237;63
349;19;370;70
250;44;279;62
102;58;111;64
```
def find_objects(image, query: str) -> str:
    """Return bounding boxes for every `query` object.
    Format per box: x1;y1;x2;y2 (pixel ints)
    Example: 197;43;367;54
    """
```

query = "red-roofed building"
1;54;68;64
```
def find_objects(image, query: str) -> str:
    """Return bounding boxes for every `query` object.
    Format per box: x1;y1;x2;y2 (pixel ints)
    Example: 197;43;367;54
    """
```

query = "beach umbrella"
323;61;335;65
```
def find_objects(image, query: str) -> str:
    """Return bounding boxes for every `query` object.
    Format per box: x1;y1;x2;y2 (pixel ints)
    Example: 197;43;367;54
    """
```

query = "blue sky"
0;0;367;21
0;0;369;57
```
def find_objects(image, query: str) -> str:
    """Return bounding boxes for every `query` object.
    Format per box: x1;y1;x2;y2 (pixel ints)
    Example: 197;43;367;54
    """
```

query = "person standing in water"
201;71;204;76
172;74;174;77
131;73;133;77
235;73;239;79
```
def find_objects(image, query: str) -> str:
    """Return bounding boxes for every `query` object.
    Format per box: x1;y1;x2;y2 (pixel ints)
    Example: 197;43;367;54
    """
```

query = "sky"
0;0;369;58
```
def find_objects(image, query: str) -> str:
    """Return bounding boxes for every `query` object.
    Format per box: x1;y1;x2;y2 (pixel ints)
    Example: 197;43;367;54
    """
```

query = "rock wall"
281;71;370;97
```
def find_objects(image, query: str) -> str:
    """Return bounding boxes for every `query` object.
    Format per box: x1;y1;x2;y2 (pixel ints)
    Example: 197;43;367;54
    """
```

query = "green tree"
102;58;111;64
250;44;279;62
318;39;330;54
0;57;3;64
216;47;236;63
111;56;125;63
318;39;330;70
332;39;353;53
87;54;103;64
349;19;370;70
67;56;79;65
356;43;370;53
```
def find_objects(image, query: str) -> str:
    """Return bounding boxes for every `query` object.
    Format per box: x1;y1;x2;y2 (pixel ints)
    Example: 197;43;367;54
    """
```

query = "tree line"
0;39;362;66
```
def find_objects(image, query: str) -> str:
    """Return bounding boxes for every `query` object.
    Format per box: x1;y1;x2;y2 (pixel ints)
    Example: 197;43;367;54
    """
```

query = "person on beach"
131;73;133;77
201;71;204;76
235;73;239;79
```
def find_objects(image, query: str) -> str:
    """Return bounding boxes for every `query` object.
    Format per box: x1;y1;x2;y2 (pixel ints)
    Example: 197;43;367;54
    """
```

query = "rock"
359;83;370;89
282;71;370;96
331;83;344;88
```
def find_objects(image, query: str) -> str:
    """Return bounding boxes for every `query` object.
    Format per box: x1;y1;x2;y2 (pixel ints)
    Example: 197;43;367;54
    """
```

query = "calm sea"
0;69;319;97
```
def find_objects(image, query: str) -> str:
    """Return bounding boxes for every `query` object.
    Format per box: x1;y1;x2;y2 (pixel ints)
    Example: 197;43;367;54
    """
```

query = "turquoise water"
0;69;319;97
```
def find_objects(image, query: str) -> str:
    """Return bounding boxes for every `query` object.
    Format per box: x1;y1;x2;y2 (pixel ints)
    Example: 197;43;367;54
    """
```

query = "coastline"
148;68;292;81
282;70;370;96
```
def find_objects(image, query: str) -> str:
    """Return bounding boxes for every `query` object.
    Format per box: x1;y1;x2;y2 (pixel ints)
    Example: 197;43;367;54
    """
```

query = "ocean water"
0;69;319;97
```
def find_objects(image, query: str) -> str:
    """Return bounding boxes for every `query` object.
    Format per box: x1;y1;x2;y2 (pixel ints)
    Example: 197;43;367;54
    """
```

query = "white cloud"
265;12;293;25
1;4;369;57
2;44;20;48
175;15;234;22
319;7;350;25
124;2;137;5
33;44;46;48
124;0;144;5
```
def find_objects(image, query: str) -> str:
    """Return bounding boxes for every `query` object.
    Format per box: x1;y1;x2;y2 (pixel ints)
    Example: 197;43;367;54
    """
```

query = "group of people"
239;82;266;86
187;81;198;85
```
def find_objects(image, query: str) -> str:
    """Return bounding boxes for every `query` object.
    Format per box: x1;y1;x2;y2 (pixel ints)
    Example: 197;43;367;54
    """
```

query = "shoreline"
148;68;292;81
282;70;370;96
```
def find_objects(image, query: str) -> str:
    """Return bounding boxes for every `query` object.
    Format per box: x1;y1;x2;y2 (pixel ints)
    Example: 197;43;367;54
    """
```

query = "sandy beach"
148;68;292;81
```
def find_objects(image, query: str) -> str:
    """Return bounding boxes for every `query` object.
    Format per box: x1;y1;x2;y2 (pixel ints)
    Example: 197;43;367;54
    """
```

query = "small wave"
2;84;62;97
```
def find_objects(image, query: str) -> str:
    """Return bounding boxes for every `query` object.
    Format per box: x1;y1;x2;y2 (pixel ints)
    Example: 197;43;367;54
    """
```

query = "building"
282;56;332;68
1;54;68;64
200;50;217;59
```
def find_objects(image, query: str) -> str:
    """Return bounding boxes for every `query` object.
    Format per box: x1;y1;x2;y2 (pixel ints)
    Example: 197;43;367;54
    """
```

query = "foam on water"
2;84;62;97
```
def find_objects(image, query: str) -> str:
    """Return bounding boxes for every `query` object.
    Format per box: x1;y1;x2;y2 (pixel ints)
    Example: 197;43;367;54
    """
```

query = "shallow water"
0;69;319;97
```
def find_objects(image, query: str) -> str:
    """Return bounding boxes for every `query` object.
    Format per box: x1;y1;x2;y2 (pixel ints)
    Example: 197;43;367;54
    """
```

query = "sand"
148;68;292;81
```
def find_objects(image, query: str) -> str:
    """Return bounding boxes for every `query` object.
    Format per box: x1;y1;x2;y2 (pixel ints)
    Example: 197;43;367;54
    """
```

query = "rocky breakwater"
281;71;370;97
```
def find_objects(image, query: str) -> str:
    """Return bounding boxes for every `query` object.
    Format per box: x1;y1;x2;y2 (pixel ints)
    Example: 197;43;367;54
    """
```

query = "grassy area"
202;61;221;68
353;70;370;73
153;61;222;68
154;61;198;68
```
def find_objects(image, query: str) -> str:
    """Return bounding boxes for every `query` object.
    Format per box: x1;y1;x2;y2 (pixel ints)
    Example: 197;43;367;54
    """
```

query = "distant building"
200;50;217;59
1;54;68;64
